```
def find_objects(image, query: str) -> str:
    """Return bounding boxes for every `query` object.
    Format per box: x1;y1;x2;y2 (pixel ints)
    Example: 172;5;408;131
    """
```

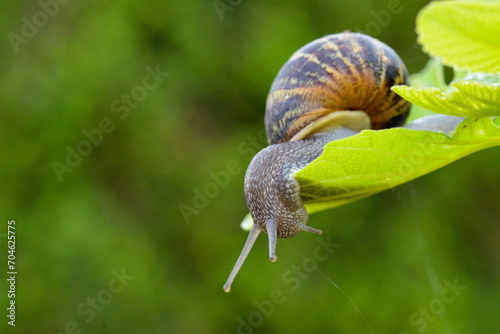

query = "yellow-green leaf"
406;58;446;122
295;117;500;214
416;0;500;73
393;80;500;117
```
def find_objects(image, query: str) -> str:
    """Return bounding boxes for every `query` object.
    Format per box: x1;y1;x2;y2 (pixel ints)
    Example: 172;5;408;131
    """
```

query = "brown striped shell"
265;32;410;145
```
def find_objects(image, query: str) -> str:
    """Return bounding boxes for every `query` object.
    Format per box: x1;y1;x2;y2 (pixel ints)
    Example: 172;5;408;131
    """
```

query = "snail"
223;32;463;292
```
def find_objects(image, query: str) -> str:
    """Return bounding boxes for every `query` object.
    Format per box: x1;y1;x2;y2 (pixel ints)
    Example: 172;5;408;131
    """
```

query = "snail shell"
265;32;410;145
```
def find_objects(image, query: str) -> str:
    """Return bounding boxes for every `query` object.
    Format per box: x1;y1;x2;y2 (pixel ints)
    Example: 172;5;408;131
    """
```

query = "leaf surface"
296;118;500;213
393;76;500;117
417;1;500;73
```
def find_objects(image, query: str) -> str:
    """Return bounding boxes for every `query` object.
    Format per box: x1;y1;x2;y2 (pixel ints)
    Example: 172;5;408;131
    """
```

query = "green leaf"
392;77;500;117
240;213;253;231
405;58;445;122
416;0;500;73
295;117;500;214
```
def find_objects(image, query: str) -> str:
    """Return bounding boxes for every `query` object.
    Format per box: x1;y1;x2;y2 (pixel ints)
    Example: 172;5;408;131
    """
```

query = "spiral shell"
265;32;410;145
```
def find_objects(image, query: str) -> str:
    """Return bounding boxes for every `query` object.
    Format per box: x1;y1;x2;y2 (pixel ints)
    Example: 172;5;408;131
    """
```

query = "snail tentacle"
223;224;261;293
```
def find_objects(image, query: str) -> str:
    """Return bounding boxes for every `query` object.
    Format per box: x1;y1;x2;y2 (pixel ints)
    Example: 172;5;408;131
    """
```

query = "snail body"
224;32;463;292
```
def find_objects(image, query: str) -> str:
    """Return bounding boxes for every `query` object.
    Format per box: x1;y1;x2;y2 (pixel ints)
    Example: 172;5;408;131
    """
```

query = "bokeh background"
1;0;499;333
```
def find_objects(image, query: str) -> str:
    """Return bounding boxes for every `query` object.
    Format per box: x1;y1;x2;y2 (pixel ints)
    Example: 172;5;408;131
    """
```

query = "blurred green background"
1;0;499;333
